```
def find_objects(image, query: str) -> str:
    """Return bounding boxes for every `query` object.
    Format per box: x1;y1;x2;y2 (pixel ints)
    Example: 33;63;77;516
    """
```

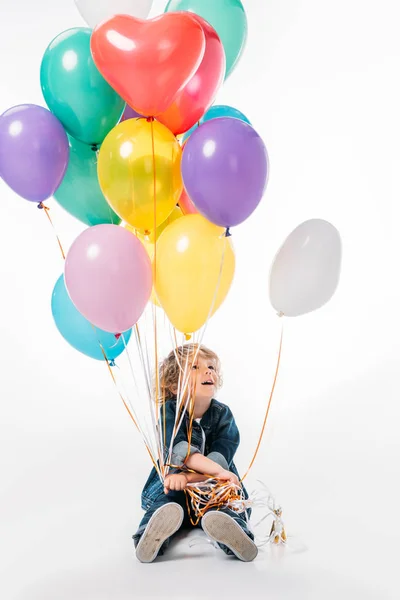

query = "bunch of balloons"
0;0;341;361
0;0;256;359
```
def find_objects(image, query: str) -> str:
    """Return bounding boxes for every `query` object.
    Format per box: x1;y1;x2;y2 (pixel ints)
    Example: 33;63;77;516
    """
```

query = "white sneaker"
201;511;258;562
136;502;184;563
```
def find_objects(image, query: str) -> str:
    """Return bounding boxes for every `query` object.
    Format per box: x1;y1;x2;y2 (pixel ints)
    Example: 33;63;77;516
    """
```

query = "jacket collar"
168;397;217;429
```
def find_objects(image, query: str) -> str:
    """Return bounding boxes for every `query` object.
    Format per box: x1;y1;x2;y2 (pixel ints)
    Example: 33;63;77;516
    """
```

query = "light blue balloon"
182;104;251;143
51;275;131;361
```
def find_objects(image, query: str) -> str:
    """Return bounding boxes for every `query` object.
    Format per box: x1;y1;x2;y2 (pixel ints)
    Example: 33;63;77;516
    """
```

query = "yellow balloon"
136;206;184;244
154;215;235;334
98;119;182;231
125;210;185;307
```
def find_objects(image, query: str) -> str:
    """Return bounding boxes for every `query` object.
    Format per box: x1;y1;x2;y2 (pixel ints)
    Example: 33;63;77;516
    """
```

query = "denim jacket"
141;398;248;511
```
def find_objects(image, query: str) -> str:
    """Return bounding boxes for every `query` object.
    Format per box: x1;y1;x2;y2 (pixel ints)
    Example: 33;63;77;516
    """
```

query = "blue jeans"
132;490;254;557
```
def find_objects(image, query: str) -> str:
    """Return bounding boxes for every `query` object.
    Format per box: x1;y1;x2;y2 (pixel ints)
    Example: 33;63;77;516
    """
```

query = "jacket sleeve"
163;400;200;467
207;405;240;468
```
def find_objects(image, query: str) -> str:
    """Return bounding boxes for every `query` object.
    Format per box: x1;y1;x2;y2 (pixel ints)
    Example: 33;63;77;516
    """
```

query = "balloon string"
98;337;160;474
164;341;200;475
37;179;161;474
184;479;244;527
165;238;228;472
38;202;65;259
241;323;284;481
185;480;289;548
133;321;163;472
87;320;160;475
121;328;163;477
38;199;160;467
150;117;165;473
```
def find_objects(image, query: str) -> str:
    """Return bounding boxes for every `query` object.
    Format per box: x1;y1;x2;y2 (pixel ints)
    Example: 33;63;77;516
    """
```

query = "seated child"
133;343;257;563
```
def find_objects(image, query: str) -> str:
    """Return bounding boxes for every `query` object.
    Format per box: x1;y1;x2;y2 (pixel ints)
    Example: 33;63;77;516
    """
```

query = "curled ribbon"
185;479;287;548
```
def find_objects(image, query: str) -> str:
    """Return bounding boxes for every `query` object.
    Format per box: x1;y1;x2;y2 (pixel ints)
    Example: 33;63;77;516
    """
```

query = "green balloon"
54;135;121;227
40;28;125;146
165;0;247;79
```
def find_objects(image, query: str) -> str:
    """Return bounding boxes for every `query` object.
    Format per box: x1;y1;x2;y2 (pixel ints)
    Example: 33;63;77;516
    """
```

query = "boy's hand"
215;469;240;486
164;473;188;494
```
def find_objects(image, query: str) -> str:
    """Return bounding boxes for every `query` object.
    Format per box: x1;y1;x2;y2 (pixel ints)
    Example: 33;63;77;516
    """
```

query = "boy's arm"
184;452;225;477
184;472;209;484
184;452;239;484
163;470;209;494
164;461;239;494
163;402;240;484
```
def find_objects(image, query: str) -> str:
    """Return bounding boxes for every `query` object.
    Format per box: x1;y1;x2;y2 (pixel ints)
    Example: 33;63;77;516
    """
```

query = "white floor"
1;361;399;600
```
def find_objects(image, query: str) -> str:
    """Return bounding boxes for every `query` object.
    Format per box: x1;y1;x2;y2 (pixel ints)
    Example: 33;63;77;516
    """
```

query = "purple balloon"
121;105;143;122
0;104;69;203
181;117;269;228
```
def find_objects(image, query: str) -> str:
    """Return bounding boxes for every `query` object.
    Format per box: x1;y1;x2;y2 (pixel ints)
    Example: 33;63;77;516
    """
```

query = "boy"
133;344;257;563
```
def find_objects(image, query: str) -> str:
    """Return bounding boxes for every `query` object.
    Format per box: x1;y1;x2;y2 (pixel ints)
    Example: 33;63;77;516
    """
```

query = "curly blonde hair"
156;344;223;400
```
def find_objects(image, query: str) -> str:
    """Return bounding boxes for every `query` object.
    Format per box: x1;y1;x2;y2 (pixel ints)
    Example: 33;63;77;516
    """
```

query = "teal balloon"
51;275;132;361
54;135;120;227
182;104;250;142
165;0;247;79
40;28;125;146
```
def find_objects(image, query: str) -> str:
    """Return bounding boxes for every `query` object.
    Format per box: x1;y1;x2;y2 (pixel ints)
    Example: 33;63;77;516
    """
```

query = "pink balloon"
64;225;152;333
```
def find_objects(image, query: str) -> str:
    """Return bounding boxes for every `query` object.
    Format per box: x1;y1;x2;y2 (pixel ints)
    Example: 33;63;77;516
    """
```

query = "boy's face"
189;354;217;401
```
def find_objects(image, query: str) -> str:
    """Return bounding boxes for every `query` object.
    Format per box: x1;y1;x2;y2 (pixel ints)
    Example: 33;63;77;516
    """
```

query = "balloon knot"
225;227;232;237
146;116;155;122
37;202;44;210
109;359;116;367
277;311;284;318
184;333;192;341
115;333;121;340
91;144;99;152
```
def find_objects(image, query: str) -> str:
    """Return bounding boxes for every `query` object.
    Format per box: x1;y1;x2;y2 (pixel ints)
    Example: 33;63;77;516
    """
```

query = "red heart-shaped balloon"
157;15;225;135
91;13;206;117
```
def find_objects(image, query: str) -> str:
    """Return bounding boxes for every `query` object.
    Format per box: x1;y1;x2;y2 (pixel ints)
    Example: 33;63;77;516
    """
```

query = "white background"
1;1;400;598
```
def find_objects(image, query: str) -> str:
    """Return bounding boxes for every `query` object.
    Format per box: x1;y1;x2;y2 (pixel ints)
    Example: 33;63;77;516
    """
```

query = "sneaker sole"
136;502;184;563
201;511;258;562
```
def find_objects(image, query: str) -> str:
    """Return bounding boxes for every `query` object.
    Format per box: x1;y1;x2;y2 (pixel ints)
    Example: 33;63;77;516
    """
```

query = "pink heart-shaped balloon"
91;13;206;117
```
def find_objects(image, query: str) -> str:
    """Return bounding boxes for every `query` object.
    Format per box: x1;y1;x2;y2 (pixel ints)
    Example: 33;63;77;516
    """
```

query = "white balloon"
74;0;153;29
269;219;342;317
